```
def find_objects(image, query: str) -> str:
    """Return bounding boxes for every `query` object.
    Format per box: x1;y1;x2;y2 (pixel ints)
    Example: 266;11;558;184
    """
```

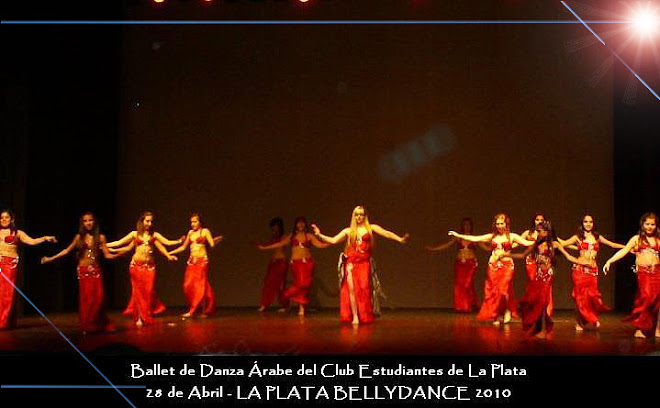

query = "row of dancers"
0;208;658;339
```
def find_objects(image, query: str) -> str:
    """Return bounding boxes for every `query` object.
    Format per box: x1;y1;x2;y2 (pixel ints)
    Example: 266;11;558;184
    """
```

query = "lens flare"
631;7;659;37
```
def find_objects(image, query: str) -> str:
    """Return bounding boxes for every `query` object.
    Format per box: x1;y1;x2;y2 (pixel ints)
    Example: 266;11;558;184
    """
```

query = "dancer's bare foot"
181;312;193;318
257;306;265;312
534;331;547;340
277;308;286;313
595;321;601;329
200;314;208;319
503;310;512;324
493;320;501;326
634;330;647;339
298;306;305;316
575;323;583;332
135;319;143;328
352;318;359;325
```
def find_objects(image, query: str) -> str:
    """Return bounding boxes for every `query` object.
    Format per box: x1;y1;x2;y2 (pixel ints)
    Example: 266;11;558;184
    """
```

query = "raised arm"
154;240;177;261
106;231;135;248
258;234;291;250
17;230;57;246
371;224;409;244
553;242;588;265
426;237;457;251
308;233;331;249
599;235;625;250
603;236;637;274
512;233;535;247
448;231;492;243
311;224;349;245
557;235;577;247
168;231;191;255
99;235;131;260
41;236;79;264
154;232;184;247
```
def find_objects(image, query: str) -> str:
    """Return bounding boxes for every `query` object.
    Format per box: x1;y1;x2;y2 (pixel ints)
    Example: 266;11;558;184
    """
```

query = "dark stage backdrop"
115;1;616;309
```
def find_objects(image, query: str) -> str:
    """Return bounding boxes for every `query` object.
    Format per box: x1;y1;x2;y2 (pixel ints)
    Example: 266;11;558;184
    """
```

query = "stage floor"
1;308;658;356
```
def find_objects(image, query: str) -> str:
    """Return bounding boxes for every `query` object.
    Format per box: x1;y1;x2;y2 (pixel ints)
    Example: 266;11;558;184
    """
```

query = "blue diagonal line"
0;271;138;408
1;385;145;389
1;19;628;25
561;1;660;101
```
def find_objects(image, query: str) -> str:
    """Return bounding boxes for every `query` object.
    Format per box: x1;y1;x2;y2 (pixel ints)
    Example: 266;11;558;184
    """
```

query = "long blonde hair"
347;205;373;249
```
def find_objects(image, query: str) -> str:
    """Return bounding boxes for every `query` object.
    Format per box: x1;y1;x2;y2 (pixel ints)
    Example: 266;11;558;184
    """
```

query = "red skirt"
260;259;289;308
0;256;19;330
284;259;314;306
183;257;215;316
340;259;374;323
477;261;515;320
572;264;610;327
453;259;479;312
77;265;113;332
518;273;554;335
124;261;164;324
623;265;660;333
525;260;553;316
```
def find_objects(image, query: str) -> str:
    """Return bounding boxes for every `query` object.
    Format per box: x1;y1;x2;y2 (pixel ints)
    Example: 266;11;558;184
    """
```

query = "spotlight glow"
631;8;658;37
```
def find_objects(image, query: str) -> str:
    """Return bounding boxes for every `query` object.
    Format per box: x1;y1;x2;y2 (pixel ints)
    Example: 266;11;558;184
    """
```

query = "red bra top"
578;240;599;252
637;238;660;252
457;241;476;250
491;239;512;250
135;235;156;245
190;232;205;244
346;233;372;261
3;232;17;245
291;234;311;248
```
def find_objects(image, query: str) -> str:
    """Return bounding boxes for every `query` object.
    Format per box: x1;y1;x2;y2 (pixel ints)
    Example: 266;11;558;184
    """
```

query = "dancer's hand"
44;236;57;243
603;262;610;275
40;256;51;264
400;233;410;244
311;224;321;236
167;254;177;261
448;231;458;237
213;236;223;244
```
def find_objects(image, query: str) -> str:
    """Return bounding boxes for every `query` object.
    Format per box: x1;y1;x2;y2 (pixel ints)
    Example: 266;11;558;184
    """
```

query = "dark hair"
0;209;17;233
136;211;154;235
529;213;546;234
637;212;659;249
459;217;473;234
190;213;204;228
269;217;284;239
78;212;101;260
576;214;600;242
533;220;557;262
292;216;309;234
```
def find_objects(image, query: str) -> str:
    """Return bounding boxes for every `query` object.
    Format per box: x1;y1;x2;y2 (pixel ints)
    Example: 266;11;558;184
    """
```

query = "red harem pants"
260;259;289;308
125;261;162;324
183;257;215;315
0;256;18;329
123;263;166;319
525;260;553;316
572;264;610;327
453;259;479;312
284;259;313;306
624;265;660;333
518;274;554;335
77;265;112;332
340;259;374;323
477;261;515;320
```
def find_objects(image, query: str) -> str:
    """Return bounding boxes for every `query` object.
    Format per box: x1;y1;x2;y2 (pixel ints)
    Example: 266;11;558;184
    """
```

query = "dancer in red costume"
449;213;534;326
259;217;328;316
516;213;554;316
312;206;409;325
168;213;223;318
558;214;624;331
0;210;57;330
604;212;660;338
256;217;289;312
517;220;586;338
41;212;130;332
106;211;180;327
427;218;485;312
